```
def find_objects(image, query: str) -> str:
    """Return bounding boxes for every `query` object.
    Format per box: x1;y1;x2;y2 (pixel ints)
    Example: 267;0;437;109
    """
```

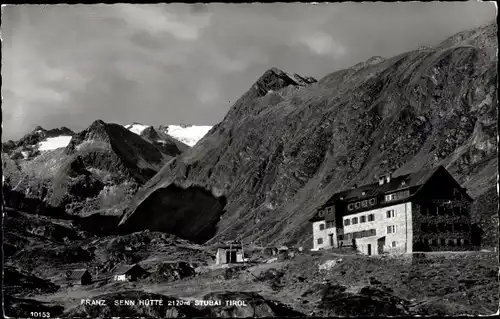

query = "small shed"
113;264;148;282
263;247;279;256
215;244;245;265
66;269;92;286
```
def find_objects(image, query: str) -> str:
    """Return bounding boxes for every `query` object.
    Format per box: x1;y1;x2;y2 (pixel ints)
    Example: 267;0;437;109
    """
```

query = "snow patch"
163;125;212;146
38;136;73;151
124;123;150;135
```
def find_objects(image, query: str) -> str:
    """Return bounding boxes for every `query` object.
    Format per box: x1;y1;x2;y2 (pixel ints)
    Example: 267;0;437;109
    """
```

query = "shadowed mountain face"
122;23;497;247
118;184;227;244
2;120;186;221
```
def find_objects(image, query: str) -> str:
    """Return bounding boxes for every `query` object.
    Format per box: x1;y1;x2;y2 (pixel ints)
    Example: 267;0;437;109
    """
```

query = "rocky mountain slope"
120;22;497;247
2;120;186;218
2;126;75;160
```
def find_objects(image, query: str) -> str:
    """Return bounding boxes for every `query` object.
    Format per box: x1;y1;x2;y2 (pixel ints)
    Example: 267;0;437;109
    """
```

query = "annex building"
309;165;476;255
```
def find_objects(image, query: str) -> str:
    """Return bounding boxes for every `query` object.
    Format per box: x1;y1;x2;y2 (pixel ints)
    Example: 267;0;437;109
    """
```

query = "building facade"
309;166;475;255
215;244;245;264
66;269;92;286
112;264;147;282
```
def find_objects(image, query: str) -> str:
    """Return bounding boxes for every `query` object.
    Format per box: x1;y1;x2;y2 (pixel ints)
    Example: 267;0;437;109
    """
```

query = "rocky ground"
4;210;499;318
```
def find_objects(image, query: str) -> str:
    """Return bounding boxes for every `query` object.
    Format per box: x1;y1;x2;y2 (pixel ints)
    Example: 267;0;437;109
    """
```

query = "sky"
1;2;496;140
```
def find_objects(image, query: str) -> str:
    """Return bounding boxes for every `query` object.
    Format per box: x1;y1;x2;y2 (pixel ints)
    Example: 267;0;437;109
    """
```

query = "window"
385;195;391;202
386;210;395;218
360;216;366;223
361;200;367;207
429;224;437;233
352;217;358;224
421;205;427;215
347;203;354;211
369;198;376;205
392;241;397;247
317;238;323;245
368;214;375;222
326;221;335;228
369;229;376;236
448;239;454;246
436;206;443;215
460;239;465;246
431;239;437;246
344;219;350;226
355;202;361;209
387;225;396;234
464;239;469;246
319;223;325;230
440;238;446;245
421;223;428;232
438;223;445;232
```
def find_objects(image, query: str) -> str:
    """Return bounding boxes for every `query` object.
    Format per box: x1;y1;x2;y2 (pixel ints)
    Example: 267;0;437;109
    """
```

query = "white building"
309;166;475;255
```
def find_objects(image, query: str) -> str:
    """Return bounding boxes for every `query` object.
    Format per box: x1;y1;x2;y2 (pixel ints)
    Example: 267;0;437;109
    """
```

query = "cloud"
197;82;220;104
116;4;212;40
297;32;347;56
1;2;496;140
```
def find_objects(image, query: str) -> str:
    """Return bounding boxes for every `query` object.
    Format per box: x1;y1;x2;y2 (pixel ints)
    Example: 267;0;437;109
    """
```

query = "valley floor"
8;248;499;317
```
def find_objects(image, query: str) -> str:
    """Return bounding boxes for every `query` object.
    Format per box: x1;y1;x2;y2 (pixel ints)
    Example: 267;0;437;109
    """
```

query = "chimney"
385;174;391;183
378;176;385;185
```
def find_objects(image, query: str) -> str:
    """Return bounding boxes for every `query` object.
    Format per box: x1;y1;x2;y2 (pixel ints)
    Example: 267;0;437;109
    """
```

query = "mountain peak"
90;119;107;127
253;68;317;96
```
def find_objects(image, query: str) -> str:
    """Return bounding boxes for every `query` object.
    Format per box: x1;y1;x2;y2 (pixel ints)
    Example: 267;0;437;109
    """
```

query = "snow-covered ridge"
124;123;150;135
161;125;212;147
38;136;73;151
124;122;212;147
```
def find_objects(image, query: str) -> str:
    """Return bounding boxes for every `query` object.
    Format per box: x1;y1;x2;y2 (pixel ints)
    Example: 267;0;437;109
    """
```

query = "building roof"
113;264;143;275
310;165;473;222
217;245;243;250
67;269;90;280
321;166;441;207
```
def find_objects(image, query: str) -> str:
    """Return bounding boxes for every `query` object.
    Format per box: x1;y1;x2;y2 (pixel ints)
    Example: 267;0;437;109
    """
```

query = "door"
367;244;372;256
377;237;385;254
329;234;334;247
226;251;231;263
230;251;237;263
